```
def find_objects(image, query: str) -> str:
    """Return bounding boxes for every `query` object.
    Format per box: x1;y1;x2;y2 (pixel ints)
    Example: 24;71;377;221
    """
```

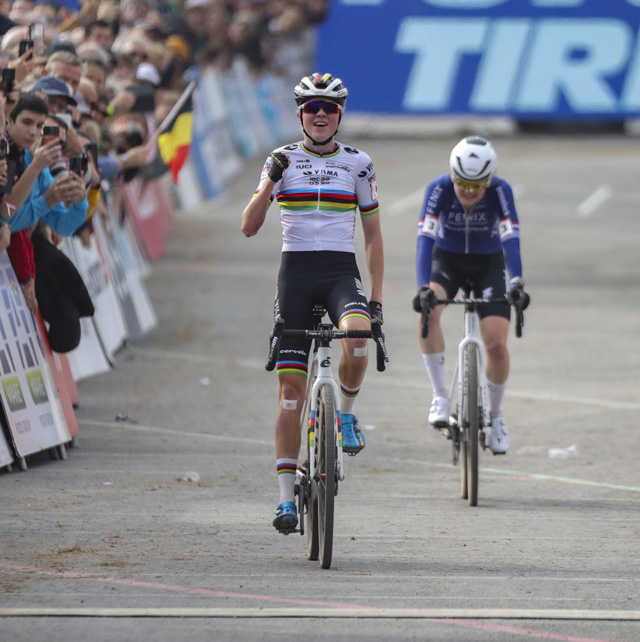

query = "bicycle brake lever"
265;317;284;371
371;320;389;371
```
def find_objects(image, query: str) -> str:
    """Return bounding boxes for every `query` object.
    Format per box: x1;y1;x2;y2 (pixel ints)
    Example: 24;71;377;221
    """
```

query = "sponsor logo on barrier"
26;371;48;405
2;376;26;412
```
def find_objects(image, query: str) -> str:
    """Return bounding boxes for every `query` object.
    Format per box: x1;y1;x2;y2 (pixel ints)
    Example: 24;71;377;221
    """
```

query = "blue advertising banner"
316;0;640;118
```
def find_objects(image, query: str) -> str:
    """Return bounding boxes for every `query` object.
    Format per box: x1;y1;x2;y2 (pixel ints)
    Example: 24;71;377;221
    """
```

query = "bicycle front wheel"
465;344;480;506
317;383;336;569
303;374;319;561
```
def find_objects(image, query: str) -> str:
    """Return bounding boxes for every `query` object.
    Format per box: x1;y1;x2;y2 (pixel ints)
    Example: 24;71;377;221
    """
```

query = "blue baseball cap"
32;76;78;106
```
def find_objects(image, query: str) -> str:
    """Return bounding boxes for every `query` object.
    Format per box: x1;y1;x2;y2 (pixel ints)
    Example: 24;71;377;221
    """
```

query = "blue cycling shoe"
273;501;298;535
341;414;365;456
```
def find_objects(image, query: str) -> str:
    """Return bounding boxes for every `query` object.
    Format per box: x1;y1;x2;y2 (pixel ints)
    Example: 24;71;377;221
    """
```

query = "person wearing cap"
32;75;77;114
2;92;88;236
32;73;85;156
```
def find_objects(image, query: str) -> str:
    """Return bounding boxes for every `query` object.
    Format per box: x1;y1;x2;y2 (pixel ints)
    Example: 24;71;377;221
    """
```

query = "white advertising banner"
66;235;127;360
0;253;71;458
93;214;157;342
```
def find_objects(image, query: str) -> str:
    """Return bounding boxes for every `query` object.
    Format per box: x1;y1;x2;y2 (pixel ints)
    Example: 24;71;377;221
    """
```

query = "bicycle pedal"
280;528;299;536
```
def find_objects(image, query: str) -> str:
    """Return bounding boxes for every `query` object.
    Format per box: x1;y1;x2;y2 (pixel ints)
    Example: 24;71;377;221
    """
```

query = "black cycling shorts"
274;251;370;377
431;247;510;320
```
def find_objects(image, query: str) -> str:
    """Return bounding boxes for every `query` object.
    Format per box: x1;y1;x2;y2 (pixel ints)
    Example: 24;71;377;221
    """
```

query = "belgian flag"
156;81;196;183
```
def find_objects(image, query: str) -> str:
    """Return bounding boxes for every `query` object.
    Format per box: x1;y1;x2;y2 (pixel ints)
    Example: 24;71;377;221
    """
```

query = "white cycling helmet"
449;136;497;183
294;73;348;108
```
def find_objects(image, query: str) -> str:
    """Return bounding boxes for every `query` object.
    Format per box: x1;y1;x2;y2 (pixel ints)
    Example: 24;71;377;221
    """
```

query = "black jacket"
31;229;95;353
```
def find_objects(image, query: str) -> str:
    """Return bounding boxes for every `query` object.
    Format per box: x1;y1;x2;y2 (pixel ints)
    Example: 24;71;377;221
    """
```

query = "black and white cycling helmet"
294;73;349;108
449;136;497;183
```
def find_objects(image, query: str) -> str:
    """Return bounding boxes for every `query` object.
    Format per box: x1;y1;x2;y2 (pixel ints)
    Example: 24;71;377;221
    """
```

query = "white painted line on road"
481;466;640;493
387;187;424;218
0;607;638;620
577;184;613;217
131;348;640;412
507;389;640;410
369;376;640;410
130;346;265;370
78;419;272;447
399;457;640;493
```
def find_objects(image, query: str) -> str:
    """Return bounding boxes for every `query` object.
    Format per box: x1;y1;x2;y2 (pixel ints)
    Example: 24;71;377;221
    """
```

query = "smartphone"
84;142;98;163
69;155;84;176
41;125;60;145
18;40;33;57
29;23;45;56
1;67;15;95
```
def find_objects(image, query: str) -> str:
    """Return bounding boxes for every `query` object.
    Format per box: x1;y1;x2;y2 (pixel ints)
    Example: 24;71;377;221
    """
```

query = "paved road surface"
1;134;639;641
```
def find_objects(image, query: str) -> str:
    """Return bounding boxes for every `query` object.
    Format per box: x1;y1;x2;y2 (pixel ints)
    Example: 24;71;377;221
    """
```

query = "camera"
1;68;15;95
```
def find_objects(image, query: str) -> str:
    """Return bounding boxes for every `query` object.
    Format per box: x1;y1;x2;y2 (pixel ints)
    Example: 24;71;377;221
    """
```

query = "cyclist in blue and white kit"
413;136;529;454
241;74;384;534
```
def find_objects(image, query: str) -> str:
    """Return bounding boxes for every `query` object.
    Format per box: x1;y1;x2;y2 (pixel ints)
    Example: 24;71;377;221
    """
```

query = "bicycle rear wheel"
317;383;336;569
465;344;479;506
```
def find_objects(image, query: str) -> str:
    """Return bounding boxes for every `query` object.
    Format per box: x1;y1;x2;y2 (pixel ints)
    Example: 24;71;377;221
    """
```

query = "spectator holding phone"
1;92;88;235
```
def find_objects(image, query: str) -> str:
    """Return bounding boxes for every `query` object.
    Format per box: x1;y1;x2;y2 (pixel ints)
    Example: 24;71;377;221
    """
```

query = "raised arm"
241;179;274;238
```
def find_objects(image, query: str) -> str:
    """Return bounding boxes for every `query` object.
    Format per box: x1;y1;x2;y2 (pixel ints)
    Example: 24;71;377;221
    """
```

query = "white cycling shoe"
489;415;510;454
429;396;450;427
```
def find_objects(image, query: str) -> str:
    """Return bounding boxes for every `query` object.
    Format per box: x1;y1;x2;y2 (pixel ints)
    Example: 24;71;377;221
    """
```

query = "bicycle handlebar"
419;296;524;339
265;317;389;372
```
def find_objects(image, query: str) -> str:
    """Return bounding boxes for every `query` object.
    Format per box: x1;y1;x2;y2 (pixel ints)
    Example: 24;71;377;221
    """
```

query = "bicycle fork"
456;310;491;443
307;345;344;486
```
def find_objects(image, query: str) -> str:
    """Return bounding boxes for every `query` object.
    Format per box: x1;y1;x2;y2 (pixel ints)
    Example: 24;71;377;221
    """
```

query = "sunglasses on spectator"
451;174;489;193
127;50;148;61
302;100;341;115
46;97;70;113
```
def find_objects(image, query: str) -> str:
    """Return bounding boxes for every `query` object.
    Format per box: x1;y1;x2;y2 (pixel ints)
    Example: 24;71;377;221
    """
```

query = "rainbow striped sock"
276;458;297;504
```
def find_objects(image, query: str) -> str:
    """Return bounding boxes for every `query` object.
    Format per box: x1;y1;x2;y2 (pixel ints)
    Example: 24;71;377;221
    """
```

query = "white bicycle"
421;281;524;506
266;305;388;569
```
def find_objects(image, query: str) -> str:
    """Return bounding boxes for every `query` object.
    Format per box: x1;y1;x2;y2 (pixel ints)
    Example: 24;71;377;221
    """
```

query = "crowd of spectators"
0;0;328;354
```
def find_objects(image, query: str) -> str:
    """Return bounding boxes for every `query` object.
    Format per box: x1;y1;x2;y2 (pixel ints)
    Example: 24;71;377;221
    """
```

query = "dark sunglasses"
302;100;341;115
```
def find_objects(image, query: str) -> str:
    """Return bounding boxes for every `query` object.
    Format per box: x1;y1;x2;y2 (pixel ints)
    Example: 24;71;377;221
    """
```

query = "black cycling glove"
507;277;530;310
412;285;437;313
369;300;383;325
268;152;289;182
